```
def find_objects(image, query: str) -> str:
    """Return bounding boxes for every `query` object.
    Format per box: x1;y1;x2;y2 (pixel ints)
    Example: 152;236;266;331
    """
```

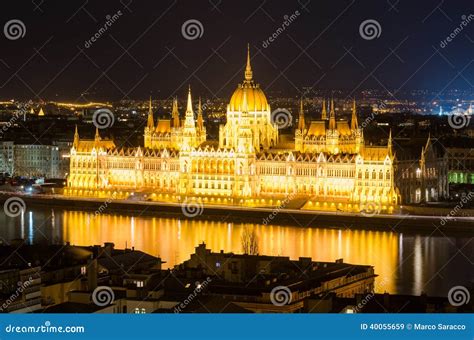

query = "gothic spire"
73;125;79;148
321;99;327;120
298;97;305;131
147;96;154;129
197;97;204;130
351;98;358;130
329;98;336;130
172;97;180;128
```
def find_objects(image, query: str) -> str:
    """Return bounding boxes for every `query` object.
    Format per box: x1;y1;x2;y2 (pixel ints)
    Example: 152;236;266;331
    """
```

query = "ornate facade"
67;47;399;212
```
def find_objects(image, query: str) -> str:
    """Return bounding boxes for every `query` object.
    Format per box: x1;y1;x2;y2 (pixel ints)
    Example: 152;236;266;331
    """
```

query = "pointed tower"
321;99;327;120
172;97;180;128
73;125;79;148
94;127;101;143
351;98;358;130
147;97;154;129
298;98;305;131
184;86;196;129
425;132;431;150
182;86;197;150
388;129;393;158
197;97;204;131
329;99;336;130
245;43;253;82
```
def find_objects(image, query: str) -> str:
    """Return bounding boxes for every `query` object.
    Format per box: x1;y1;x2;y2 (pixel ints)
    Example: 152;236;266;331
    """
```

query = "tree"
241;226;259;255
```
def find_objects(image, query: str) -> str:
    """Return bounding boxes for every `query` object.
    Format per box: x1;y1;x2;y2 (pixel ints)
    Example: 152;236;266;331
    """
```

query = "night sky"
1;0;473;101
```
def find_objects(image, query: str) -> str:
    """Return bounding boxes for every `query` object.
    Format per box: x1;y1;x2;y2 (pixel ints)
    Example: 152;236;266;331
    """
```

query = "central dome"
228;46;269;112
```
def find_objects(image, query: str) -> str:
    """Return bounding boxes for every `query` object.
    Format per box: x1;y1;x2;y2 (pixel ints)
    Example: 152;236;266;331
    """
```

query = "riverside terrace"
1;193;473;233
0;242;471;314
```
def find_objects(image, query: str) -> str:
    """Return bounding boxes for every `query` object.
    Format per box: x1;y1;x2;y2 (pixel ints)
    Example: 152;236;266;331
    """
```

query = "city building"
67;47;399;212
0;142;61;178
0;266;42;313
395;136;448;203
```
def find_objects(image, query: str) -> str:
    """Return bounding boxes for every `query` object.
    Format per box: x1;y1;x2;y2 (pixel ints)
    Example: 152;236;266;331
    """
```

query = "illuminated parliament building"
67;47;399;212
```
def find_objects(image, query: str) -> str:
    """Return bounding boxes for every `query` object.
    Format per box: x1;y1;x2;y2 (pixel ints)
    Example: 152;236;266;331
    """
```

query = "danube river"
1;207;472;297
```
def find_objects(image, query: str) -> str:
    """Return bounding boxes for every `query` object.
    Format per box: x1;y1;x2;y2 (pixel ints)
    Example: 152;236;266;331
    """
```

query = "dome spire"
245;43;253;81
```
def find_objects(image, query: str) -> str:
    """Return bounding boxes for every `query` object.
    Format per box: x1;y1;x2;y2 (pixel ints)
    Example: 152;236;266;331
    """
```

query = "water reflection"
0;208;472;296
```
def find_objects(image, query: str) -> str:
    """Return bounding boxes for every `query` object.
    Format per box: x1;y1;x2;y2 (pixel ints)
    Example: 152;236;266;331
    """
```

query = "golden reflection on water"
63;211;398;293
